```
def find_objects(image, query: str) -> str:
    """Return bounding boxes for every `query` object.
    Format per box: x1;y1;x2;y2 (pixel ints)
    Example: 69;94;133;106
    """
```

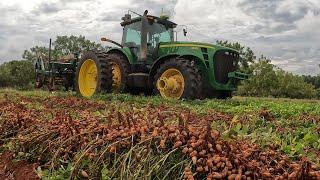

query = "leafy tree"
53;35;105;57
22;46;49;62
0;60;35;89
302;75;320;89
237;59;280;97
216;40;256;72
277;71;317;99
237;59;317;99
22;35;105;61
301;65;320;98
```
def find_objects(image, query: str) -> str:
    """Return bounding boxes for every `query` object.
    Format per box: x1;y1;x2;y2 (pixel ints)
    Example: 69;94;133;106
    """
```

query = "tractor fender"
106;47;134;64
148;54;207;85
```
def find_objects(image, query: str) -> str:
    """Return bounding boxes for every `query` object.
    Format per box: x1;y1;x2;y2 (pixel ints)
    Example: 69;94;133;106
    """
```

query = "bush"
0;60;35;89
237;60;317;99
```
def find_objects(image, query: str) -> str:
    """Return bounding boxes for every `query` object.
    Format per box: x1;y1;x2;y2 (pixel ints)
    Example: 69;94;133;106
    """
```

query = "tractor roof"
120;15;177;28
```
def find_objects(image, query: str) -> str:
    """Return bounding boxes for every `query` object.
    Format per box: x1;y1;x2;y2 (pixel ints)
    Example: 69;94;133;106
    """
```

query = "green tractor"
76;10;247;99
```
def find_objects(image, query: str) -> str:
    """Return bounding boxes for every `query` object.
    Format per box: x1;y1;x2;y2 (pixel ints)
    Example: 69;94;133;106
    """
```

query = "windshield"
122;21;173;47
147;23;173;47
122;21;141;46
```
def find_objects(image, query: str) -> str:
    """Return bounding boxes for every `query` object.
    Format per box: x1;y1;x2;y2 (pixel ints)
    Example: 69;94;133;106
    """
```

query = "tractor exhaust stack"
48;38;52;63
140;10;148;61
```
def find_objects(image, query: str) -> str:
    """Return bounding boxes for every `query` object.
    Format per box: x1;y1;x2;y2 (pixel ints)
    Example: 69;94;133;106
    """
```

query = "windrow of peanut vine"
0;92;319;179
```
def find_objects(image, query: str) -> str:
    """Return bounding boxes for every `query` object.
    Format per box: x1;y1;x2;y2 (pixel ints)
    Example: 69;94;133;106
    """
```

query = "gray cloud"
239;0;308;22
37;2;62;14
98;13;120;22
0;0;319;75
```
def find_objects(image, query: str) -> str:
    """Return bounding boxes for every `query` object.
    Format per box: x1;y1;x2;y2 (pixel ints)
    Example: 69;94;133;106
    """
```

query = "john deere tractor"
76;10;247;99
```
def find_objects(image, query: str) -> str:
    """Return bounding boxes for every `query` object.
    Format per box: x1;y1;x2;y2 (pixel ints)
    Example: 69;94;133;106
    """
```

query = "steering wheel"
125;42;138;48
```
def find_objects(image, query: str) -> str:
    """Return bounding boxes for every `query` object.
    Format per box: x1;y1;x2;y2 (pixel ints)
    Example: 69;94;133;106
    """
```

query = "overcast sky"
0;0;319;75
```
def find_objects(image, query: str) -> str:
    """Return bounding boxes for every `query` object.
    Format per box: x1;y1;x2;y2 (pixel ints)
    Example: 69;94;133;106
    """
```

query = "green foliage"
22;35;105;61
302;75;320;98
22;46;49;62
277;70;317;99
0;60;35;89
302;75;320;89
237;59;317;99
37;163;74;180
237;59;279;97
53;35;105;57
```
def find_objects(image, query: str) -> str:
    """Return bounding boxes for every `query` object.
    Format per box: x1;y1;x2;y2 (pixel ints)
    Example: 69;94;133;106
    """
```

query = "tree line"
302;75;320;89
0;35;319;99
216;40;319;99
22;35;105;62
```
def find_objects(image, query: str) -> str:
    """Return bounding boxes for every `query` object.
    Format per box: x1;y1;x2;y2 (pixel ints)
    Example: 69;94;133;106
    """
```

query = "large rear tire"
153;57;201;99
75;51;113;97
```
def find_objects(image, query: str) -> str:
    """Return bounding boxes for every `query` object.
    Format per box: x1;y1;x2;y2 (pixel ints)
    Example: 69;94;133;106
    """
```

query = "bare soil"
0;151;39;180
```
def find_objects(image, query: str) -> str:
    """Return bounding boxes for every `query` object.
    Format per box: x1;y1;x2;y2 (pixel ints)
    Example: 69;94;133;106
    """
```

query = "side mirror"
183;29;187;36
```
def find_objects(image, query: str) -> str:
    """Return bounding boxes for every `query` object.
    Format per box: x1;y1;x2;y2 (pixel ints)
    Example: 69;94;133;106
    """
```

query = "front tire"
153;57;201;99
75;51;113;97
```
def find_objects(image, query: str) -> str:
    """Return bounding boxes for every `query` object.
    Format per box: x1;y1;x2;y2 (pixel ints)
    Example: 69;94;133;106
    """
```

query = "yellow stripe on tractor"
159;44;215;49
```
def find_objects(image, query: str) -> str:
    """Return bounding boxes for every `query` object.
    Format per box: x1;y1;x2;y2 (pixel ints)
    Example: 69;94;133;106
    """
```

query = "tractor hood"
159;41;238;53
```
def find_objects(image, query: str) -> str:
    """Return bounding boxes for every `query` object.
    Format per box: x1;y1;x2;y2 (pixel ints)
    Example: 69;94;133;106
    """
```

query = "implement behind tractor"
36;10;247;99
34;39;79;91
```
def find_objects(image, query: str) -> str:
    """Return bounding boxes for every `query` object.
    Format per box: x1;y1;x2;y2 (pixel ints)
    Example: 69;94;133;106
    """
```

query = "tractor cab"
120;10;176;62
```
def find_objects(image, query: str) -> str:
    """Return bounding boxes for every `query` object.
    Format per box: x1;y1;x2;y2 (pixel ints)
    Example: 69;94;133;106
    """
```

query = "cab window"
123;21;141;46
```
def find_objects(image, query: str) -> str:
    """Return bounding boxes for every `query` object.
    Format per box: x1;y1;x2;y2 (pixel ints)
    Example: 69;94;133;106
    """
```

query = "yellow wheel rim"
156;68;185;99
112;63;122;92
78;59;98;97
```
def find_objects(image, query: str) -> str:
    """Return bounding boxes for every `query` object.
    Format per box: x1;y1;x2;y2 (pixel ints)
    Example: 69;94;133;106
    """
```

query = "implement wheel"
35;75;43;88
76;51;113;97
154;57;201;99
47;77;56;91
